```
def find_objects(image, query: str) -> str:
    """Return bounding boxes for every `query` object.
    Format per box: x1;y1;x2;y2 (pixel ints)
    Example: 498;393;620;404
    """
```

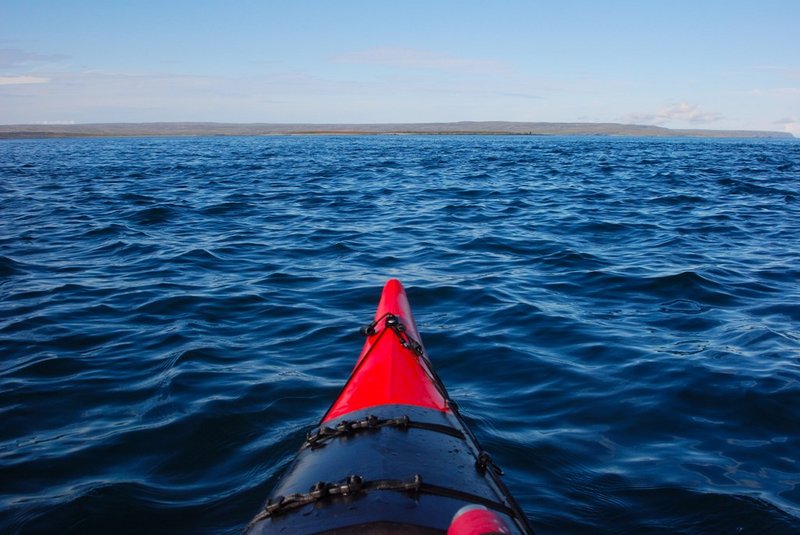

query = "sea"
1;135;799;534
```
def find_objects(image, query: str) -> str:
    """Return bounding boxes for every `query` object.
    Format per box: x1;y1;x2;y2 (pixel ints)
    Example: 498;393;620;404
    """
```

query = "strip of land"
0;121;793;139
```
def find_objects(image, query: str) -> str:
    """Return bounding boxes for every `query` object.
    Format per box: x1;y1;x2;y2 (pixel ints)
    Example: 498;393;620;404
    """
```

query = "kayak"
246;279;534;534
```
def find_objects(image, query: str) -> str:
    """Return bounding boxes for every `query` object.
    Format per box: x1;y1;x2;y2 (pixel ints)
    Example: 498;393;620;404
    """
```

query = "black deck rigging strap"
248;474;518;525
304;414;465;449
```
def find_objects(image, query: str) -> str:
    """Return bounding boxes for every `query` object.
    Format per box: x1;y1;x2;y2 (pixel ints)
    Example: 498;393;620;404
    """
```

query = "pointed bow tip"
383;278;404;292
378;279;409;317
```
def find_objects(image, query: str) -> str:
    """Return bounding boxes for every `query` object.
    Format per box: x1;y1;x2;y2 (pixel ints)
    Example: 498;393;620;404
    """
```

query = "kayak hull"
246;280;533;534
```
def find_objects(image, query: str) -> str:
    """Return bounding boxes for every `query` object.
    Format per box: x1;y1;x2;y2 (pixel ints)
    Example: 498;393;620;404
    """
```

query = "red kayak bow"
322;279;448;422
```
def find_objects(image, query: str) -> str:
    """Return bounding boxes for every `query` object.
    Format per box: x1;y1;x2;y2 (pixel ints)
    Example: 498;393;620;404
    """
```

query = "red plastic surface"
321;279;449;423
447;505;512;535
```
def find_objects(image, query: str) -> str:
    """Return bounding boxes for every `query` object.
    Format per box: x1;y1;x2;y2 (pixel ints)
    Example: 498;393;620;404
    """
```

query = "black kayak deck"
246;404;533;534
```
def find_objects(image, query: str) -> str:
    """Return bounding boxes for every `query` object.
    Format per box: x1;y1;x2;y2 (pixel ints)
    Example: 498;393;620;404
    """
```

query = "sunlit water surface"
2;135;799;533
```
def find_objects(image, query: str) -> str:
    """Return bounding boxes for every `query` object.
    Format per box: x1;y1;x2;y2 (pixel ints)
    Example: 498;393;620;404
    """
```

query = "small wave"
199;201;255;216
129;205;179;225
86;240;159;258
659;298;708;314
119;192;158;205
135;294;208;316
80;223;124;238
5;354;88;378
538;248;608;271
460;235;543;257
172;346;229;367
259;272;321;286
639;271;738;305
171;248;223;264
571;220;632;234
0;255;31;277
649;194;707;205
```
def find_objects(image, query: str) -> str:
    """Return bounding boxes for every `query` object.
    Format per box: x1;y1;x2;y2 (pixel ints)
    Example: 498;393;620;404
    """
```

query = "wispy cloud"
627;102;723;126
0;75;50;85
0;48;68;69
775;116;800;137
331;47;512;75
754;65;800;79
746;87;800;96
0;69;310;123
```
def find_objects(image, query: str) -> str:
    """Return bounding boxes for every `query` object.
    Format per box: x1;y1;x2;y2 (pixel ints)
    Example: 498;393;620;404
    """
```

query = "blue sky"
1;0;798;134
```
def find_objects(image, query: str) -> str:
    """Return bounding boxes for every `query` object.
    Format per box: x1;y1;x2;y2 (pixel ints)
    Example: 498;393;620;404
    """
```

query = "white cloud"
627;102;723;126
775;117;800;137
0;75;50;85
331;47;512;76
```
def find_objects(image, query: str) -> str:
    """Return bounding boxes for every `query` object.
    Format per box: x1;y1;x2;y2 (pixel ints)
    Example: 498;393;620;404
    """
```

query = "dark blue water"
2;135;799;534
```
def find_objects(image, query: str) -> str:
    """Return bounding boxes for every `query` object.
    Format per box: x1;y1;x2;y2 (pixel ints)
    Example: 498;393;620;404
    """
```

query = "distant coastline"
0;121;793;139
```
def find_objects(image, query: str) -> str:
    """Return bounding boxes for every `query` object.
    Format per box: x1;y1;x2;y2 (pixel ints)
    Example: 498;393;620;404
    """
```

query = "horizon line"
0;120;794;139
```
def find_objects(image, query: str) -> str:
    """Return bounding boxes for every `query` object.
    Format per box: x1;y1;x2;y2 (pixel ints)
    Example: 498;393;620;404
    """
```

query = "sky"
1;0;798;134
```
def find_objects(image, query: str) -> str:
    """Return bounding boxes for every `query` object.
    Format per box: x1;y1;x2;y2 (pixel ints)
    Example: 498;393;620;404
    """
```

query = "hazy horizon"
0;120;795;140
